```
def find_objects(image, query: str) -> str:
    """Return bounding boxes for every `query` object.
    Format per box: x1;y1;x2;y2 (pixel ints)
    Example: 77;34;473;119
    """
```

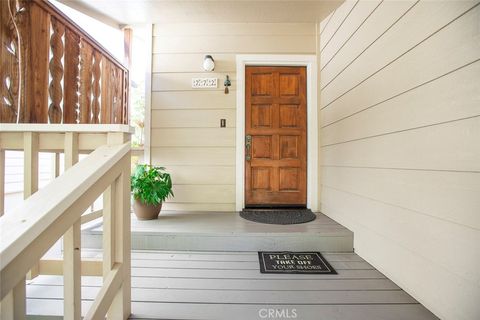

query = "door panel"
251;73;275;97
279;104;302;128
245;66;307;207
251;104;273;128
252;136;272;159
280;135;298;158
252;167;272;191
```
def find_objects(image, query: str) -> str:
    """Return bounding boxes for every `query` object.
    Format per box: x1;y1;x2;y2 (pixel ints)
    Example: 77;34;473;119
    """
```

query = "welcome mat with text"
258;251;337;274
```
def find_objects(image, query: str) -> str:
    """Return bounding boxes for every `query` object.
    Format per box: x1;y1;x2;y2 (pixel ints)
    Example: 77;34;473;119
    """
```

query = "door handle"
245;135;252;161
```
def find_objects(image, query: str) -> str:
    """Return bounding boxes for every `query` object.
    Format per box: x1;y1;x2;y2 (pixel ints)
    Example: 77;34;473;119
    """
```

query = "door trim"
236;55;318;211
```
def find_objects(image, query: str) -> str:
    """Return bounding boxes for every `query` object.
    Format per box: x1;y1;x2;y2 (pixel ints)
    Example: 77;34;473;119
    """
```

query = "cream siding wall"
151;23;317;211
4;151;54;193
4;151;55;213
319;1;480;320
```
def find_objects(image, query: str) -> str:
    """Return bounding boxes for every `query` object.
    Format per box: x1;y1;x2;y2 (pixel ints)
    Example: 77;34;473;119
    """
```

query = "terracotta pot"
133;199;162;220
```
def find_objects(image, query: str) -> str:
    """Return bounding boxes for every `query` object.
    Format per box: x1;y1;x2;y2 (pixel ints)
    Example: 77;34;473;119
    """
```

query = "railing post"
63;132;81;320
54;152;61;178
103;181;115;276
0;149;5;217
0;278;26;320
24;132;39;279
104;133;131;319
23;132;39;198
64;133;79;168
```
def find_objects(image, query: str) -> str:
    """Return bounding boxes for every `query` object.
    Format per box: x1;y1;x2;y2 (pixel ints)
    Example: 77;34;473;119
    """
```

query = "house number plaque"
192;78;218;88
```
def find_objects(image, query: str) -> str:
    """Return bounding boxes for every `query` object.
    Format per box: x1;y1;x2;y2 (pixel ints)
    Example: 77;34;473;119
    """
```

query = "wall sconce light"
203;55;215;72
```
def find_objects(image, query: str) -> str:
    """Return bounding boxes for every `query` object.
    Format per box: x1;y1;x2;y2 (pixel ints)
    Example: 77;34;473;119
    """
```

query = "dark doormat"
240;208;316;225
258;251;337;274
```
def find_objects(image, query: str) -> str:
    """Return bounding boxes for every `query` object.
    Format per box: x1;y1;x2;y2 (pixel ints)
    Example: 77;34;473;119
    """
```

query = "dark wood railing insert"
1;0;129;124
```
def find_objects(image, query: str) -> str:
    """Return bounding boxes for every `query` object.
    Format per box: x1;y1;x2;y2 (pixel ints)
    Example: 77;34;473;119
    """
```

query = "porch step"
82;211;354;252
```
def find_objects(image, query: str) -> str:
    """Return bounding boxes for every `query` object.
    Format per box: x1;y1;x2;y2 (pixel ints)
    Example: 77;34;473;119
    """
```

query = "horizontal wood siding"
4;151;54;194
151;23;317;211
152;109;236;128
319;1;480;320
152;36;316;54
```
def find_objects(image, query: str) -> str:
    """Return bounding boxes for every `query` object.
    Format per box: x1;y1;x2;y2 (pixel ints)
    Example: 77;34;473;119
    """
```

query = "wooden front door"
245;66;307;207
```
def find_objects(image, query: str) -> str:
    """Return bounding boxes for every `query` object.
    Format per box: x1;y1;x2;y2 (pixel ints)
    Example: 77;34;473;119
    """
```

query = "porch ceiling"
55;0;344;26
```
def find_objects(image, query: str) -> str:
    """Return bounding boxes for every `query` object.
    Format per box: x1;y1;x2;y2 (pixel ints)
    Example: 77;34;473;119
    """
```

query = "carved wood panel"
122;71;129;124
48;17;65;123
91;50;102;124
0;0;129;124
1;0;28;123
101;58;112;124
113;66;123;124
25;2;50;123
63;29;80;123
79;39;93;124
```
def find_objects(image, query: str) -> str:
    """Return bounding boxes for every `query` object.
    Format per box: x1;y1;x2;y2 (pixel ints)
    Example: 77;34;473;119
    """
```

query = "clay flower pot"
133;199;163;220
131;164;173;220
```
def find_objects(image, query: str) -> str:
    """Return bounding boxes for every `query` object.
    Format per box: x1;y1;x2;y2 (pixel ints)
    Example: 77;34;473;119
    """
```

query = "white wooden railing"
0;124;132;319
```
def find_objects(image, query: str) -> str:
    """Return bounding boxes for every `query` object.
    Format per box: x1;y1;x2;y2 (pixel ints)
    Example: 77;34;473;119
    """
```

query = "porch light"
203;55;215;72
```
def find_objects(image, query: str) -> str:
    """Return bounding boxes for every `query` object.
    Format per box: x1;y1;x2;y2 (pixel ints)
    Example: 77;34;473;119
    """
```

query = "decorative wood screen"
0;0;129;124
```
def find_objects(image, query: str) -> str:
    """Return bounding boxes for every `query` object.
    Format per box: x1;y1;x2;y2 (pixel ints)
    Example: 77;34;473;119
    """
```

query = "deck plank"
26;300;439;320
129;251;366;262
30;275;401;291
130;259;374;270
130;302;438;320
130;267;386;279
27;285;417;304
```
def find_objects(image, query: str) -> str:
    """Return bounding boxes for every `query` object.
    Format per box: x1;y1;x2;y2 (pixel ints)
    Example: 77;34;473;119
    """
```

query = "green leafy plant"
131;164;174;205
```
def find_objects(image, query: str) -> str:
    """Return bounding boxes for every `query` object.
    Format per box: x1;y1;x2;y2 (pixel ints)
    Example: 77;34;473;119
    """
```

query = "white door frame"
235;54;318;212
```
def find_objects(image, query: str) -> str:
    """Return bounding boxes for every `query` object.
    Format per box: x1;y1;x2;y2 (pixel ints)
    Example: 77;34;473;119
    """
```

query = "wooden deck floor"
26;250;438;320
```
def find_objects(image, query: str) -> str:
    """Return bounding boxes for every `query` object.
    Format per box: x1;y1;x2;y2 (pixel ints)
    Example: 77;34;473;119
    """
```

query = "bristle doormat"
240;208;316;225
258;251;337;274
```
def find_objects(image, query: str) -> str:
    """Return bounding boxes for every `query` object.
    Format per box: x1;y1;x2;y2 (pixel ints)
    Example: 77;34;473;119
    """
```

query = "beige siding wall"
151;23;317;211
4;151;54;193
319;1;480;320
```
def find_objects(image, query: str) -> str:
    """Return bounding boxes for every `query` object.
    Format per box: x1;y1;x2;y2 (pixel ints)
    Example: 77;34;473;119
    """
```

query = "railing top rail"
0;124;134;134
32;0;127;71
0;142;130;272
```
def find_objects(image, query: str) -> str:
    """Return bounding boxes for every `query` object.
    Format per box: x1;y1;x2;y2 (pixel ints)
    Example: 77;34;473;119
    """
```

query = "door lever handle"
245;135;252;161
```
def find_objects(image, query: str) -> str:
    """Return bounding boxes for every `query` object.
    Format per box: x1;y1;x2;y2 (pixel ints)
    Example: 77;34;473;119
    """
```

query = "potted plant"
131;164;174;220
